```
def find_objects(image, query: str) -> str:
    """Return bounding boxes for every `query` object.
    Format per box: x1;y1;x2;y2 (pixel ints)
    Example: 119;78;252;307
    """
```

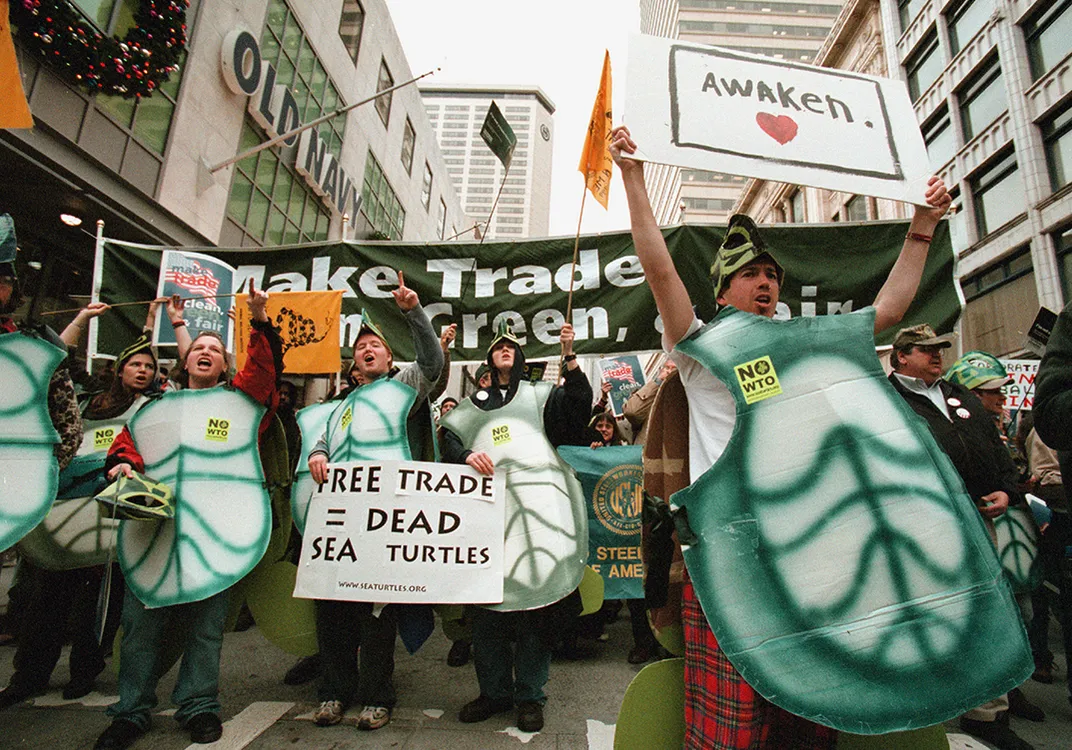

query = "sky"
384;0;640;238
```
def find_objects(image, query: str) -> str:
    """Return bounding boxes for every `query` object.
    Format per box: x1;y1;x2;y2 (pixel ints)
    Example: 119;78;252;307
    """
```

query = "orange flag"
234;291;343;374
0;0;33;129
578;51;612;209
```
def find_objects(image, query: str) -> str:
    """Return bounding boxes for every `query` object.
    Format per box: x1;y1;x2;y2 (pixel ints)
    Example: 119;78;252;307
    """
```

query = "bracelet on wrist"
563;354;577;362
906;231;933;244
171;319;187;328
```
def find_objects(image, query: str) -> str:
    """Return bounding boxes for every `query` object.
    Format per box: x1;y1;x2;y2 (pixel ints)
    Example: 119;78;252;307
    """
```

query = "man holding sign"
306;271;443;732
608;124;1030;749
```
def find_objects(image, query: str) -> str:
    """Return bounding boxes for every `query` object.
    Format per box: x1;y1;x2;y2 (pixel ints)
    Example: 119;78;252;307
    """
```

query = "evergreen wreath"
10;0;188;99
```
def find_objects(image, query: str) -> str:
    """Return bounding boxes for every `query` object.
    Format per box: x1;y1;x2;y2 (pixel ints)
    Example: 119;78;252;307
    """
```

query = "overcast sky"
384;0;640;237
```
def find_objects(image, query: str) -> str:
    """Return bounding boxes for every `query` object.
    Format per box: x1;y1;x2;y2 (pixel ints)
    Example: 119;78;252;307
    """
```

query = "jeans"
471;607;551;705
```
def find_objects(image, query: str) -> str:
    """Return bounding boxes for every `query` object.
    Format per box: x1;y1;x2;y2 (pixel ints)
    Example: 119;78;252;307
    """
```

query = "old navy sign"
221;29;357;217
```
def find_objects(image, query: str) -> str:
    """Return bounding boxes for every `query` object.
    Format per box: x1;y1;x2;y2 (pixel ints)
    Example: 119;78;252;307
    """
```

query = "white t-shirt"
666;317;738;482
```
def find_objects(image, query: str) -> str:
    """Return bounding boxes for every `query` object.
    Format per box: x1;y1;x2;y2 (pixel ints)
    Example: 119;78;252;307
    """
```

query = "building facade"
4;0;468;319
640;0;846;224
420;84;555;240
735;0;1072;358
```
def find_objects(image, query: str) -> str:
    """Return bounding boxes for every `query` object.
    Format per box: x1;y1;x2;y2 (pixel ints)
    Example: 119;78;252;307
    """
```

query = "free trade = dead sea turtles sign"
625;34;933;205
294;460;506;604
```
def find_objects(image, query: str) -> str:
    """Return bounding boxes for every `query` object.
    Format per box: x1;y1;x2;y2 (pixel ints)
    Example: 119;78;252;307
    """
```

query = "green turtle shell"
993;504;1042;593
290;401;338;535
672;306;1031;734
0;332;64;551
440;381;587;611
118;388;270;607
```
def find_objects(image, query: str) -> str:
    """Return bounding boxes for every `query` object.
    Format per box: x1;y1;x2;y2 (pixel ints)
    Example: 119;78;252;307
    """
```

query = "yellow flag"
0;0;33;129
234;291;343;375
578;51;613;209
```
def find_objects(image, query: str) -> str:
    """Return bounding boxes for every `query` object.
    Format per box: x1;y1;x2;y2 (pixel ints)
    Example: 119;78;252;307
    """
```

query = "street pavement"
3;572;1072;749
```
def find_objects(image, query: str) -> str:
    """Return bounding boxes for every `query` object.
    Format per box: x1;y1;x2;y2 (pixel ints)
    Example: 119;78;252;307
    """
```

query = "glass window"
1042;104;1072;191
338;0;364;64
947;0;993;55
898;0;926;31
905;33;943;102
947;189;970;251
375;59;393;127
922;107;957;167
1025;0;1072;81
845;196;868;221
438;199;447;240
961;247;1033;300
790;190;804;222
401;118;416;175
958;61;1006;141
970;150;1025;237
361;151;405;239
421;163;433;210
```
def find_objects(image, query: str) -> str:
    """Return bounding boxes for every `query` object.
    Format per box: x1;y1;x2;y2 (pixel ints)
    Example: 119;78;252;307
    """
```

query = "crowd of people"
0;123;1066;750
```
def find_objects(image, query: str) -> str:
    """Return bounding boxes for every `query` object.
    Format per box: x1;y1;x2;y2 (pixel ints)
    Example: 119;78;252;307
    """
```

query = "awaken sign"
625;34;933;205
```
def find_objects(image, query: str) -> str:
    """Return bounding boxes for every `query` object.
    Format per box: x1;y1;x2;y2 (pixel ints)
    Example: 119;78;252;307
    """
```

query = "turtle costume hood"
483;319;527;404
710;214;784;300
0;213;23;315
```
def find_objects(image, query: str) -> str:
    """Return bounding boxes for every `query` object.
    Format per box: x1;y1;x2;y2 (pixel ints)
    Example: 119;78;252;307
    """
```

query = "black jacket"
888;374;1022;507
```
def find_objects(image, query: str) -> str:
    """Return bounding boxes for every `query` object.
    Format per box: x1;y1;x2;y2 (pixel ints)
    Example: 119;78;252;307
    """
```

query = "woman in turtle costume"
440;320;592;733
94;286;282;750
0;299;179;711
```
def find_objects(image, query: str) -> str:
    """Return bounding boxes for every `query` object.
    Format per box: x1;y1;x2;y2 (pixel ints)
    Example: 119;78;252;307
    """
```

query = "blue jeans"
471;607;551;705
106;585;230;729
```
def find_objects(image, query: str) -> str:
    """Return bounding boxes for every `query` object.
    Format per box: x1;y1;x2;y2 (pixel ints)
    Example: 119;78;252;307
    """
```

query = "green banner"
94;220;959;362
479;101;517;169
559;445;645;601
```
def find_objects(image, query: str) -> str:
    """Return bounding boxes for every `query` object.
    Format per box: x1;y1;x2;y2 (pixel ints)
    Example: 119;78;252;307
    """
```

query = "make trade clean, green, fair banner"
559;444;645;601
93;220;958;362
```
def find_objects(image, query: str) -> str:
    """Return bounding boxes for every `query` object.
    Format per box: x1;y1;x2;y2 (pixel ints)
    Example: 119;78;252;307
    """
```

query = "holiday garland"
10;0;188;99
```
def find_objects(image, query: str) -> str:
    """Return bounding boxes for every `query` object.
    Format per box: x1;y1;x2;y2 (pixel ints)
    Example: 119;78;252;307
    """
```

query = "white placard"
293;460;506;604
625;34;933;205
1001;360;1038;411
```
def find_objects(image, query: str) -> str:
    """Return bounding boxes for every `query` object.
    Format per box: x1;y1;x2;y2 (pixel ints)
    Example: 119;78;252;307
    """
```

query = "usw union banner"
559;445;644;600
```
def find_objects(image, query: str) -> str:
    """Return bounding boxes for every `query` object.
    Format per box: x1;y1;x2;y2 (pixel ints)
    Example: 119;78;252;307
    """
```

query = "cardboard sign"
294;460;506;604
1001;360;1038;411
599;355;646;417
625;34;932;205
1025;307;1057;357
154;250;235;350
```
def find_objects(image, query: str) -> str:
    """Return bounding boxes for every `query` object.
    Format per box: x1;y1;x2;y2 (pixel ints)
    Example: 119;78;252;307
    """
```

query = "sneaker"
313;700;344;726
93;719;146;750
1008;687;1045;722
516;701;544;733
357;705;391;730
459;695;513;723
959;716;1034;750
186;712;223;744
447;639;471;667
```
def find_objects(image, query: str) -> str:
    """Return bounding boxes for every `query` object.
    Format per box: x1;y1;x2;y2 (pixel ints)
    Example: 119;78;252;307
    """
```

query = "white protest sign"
625;34;933;205
294;460;506;604
1001;360;1038;410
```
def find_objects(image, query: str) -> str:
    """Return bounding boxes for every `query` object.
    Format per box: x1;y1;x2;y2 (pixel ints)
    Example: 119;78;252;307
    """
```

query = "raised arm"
611;126;696;347
59;301;110;347
871;177;952;335
164;295;193;362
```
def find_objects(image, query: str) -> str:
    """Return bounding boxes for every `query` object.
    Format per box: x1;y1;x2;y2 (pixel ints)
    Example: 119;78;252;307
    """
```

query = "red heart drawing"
756;113;798;145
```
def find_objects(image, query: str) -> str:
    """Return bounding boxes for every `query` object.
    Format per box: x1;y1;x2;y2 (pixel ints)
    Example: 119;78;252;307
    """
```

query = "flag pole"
480;162;511;245
86;219;105;373
564;179;590;323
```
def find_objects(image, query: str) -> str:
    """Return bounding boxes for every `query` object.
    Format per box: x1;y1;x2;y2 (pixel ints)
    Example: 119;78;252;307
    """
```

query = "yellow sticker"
205;417;231;442
93;427;116;451
491;424;511;446
734;355;783;404
340;407;353;431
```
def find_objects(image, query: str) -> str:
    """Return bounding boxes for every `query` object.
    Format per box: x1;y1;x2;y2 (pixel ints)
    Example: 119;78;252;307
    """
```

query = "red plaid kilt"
683;578;838;749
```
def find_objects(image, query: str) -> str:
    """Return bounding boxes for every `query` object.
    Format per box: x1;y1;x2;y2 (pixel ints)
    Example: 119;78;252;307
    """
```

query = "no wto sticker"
735;356;782;404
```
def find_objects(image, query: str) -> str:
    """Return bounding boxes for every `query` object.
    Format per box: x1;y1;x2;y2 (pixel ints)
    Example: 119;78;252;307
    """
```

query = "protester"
306;272;443;731
888;326;1038;749
93;287;282;749
612;125;951;748
623;359;676;446
0;299;170;710
589;411;625;448
440;321;592;733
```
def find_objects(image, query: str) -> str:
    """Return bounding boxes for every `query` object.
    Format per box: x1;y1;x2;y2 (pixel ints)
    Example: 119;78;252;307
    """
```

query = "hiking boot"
447;639;471;667
186;712;222;744
313;700;344;726
1031;662;1054;684
357;705;391;730
94;720;145;750
1008;687;1045;722
517;701;544;733
459;695;513;723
